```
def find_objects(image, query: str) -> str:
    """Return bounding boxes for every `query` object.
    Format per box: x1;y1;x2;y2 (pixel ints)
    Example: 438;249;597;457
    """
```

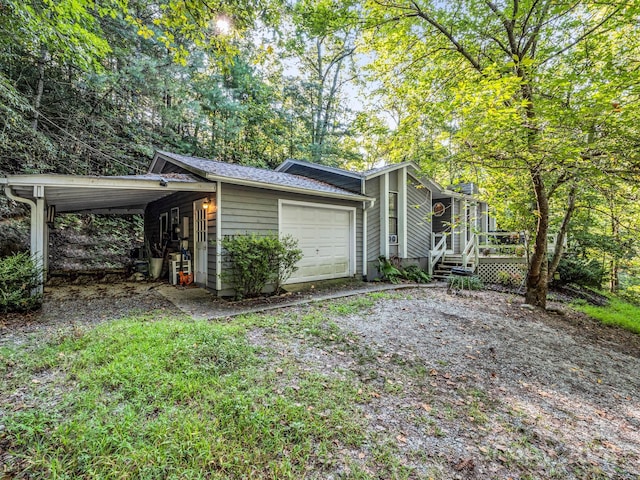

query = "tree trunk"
525;168;549;308
32;44;47;131
547;184;577;282
609;209;620;292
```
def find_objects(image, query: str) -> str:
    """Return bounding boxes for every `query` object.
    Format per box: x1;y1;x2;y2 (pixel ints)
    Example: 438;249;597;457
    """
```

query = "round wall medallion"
433;202;446;217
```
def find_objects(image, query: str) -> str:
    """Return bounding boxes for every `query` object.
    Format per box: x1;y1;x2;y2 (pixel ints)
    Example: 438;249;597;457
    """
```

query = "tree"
363;0;640;307
283;0;359;165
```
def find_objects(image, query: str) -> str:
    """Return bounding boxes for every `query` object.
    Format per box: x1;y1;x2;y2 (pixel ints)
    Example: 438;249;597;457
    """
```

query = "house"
276;159;496;279
0;150;523;296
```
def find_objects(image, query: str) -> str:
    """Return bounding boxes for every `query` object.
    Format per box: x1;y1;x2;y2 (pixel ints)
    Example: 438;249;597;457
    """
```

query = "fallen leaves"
453;457;475;471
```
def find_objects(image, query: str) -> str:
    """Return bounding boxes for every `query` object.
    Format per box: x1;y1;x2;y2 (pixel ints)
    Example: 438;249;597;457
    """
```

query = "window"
170;207;180;241
388;191;398;245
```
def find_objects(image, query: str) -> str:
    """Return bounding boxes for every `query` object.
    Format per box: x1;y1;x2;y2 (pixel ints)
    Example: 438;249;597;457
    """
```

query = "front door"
193;199;208;286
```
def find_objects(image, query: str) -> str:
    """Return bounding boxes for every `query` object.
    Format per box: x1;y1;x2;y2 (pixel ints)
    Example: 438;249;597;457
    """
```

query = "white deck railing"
429;233;448;275
476;231;527;257
460;235;479;271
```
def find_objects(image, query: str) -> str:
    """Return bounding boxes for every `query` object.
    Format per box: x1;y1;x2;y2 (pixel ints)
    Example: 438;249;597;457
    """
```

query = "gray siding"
407;178;431;259
219;183;363;293
365;177;381;263
206;197;217;290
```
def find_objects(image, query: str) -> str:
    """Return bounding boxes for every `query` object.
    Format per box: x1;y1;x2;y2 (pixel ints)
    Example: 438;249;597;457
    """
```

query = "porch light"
203;198;210;209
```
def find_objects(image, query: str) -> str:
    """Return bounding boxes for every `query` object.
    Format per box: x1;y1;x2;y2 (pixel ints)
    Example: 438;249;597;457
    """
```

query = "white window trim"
193;198;208;286
388;190;399;246
278;199;357;280
380;173;389;258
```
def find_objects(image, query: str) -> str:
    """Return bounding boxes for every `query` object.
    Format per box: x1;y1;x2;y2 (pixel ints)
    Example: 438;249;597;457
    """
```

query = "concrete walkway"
155;282;443;320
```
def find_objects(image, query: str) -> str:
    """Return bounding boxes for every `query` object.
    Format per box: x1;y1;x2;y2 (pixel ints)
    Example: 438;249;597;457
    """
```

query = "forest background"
1;0;639;306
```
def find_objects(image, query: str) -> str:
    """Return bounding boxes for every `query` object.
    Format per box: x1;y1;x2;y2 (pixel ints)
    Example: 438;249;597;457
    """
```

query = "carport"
0;173;216;292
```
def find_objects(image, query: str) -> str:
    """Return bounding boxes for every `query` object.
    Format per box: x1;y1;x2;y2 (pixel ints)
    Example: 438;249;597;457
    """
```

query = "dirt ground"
0;283;179;349
250;289;640;479
1;283;639;478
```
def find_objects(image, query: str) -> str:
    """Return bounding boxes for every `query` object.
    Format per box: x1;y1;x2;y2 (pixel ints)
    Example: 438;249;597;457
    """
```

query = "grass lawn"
0;311;371;479
573;297;640;334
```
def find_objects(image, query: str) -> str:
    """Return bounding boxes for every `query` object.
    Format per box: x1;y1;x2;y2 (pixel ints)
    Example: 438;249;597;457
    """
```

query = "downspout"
4;186;46;294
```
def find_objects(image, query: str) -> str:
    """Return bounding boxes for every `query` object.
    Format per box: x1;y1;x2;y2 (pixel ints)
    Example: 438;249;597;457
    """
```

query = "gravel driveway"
250;288;640;478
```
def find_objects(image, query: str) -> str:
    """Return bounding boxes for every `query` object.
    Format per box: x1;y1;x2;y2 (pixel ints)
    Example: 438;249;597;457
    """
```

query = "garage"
279;200;355;284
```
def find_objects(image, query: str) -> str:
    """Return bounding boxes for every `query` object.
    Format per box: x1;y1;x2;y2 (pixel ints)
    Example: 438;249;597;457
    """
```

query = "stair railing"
429;233;448;275
461;234;478;272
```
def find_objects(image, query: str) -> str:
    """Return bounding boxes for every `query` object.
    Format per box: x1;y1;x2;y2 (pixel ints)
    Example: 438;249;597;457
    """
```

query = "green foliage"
447;274;484;291
401;264;431;283
496;270;523;287
573;298;640;335
377;256;403;283
555;254;604;289
1;315;366;478
0;252;42;313
221;233;302;299
377;257;431;284
619;285;640;306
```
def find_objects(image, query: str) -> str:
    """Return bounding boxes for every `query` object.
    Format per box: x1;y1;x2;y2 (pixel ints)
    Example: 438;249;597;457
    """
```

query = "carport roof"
0;173;215;214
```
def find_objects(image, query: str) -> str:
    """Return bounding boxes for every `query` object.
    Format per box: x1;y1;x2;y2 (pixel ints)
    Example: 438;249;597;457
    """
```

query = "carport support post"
5;186;47;294
32;188;47;290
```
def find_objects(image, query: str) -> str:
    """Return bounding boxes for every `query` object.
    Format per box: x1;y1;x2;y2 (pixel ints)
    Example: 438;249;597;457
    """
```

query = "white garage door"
280;201;354;284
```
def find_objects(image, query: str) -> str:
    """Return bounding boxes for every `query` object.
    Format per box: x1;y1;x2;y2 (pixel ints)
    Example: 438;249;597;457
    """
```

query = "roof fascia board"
155;152;210;178
363;160;419;180
71;208;146;214
204;173;372;202
148;152;161;173
0;175;216;192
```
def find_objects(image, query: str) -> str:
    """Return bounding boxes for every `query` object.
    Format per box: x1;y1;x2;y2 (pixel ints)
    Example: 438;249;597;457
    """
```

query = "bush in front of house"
447;274;484;291
221;234;302;299
554;254;604;288
377;257;431;284
0;252;43;313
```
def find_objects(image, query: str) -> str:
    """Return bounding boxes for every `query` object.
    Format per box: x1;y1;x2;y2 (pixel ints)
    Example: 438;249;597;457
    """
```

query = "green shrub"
0;252;42;313
555;254;604;288
447;274;484;291
377;257;431;284
402;264;431;283
377;256;403;284
619;285;640;306
496;270;523;287
221;234;302;299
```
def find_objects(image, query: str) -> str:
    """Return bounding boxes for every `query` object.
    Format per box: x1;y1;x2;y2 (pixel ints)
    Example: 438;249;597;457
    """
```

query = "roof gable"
275;159;363;193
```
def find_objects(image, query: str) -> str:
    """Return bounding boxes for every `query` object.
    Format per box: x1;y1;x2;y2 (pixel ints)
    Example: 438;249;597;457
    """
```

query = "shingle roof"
155;151;367;199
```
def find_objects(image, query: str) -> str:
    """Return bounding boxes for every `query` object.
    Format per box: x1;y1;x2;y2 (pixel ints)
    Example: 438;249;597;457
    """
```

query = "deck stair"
432;254;476;281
